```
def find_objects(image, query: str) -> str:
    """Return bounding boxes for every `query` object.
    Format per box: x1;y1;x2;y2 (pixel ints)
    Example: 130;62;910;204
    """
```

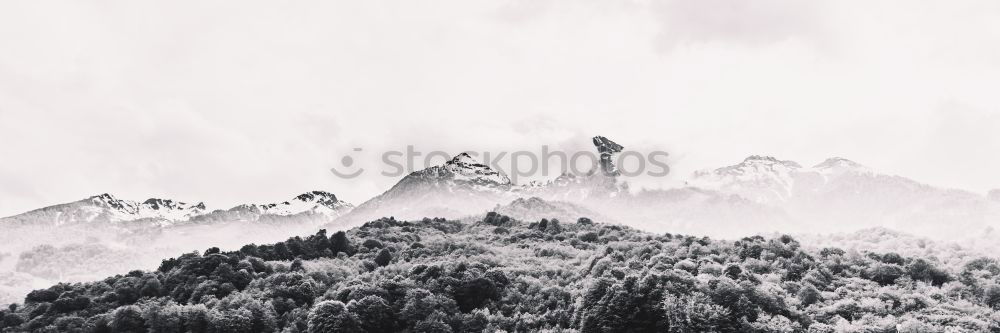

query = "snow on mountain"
0;193;208;226
686;155;1000;237
1;191;353;227
134;198;207;222
334;136;631;226
689;155;803;204
9;135;997;241
442;153;512;185
88;193;209;223
224;191;353;218
518;171;627;202
689;156;881;205
335;153;517;225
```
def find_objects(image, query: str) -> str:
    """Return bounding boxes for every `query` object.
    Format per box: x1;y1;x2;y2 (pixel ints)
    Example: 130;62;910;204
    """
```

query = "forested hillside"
2;213;999;332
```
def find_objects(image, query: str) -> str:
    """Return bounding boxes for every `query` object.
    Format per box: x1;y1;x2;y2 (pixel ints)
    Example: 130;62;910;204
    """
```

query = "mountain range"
3;136;999;239
687;154;1000;236
0;191;353;227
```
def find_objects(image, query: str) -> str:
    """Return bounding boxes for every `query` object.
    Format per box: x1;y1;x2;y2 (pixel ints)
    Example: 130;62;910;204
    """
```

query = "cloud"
650;0;827;48
1;0;1000;215
906;101;1000;191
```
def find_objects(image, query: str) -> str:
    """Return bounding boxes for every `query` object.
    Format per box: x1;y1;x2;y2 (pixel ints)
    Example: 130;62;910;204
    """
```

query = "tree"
182;304;212;333
139;276;163;297
906;258;950;286
414;316;453;333
347;296;395;333
870;264;905;286
985;284;1000;309
663;293;730;333
25;289;59;303
204;247;221;255
331;231;354;256
2;313;25;328
374;249;393;267
454;277;499;312
210;309;254;333
307;301;361;333
797;284;821;306
110;306;146;333
401;289;458;325
53;316;88;333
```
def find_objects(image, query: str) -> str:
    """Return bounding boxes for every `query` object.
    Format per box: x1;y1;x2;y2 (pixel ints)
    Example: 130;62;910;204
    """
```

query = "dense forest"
2;212;999;332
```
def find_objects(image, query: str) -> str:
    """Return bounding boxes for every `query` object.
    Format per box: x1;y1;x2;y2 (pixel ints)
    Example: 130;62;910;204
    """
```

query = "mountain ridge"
5;137;1000;239
0;191;353;227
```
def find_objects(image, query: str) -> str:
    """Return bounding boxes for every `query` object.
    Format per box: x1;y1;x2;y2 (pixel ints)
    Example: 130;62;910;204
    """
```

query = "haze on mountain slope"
3;135;1000;307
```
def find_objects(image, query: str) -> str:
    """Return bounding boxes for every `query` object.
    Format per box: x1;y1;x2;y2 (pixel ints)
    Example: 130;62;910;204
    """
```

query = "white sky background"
1;0;1000;216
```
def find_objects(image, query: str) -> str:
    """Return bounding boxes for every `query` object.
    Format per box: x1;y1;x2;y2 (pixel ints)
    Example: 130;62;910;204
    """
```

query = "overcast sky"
2;0;1000;216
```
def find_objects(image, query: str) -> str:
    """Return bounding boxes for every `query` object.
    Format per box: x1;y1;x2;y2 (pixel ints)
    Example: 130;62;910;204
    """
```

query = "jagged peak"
432;152;511;185
89;193;119;202
87;193;134;212
295;190;340;202
593;136;624;176
140;198;206;211
592;136;624;154
225;191;352;216
448;152;478;165
142;198;176;210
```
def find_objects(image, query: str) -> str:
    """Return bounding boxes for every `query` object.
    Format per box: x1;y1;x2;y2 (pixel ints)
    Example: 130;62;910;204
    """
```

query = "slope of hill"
336;153;518;225
491;197;611;224
0;191;354;308
1;213;997;332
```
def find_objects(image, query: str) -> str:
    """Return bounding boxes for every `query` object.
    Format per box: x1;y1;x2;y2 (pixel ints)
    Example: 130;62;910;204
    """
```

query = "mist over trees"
2;212;1000;332
0;218;341;306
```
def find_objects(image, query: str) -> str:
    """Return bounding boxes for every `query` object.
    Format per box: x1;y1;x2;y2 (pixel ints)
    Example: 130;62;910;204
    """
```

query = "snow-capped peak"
441;153;512;185
293;191;352;211
231;191;353;217
86;193;208;222
142;198;206;211
694;155;802;180
448;152;478;165
89;193;131;212
689;155;802;204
